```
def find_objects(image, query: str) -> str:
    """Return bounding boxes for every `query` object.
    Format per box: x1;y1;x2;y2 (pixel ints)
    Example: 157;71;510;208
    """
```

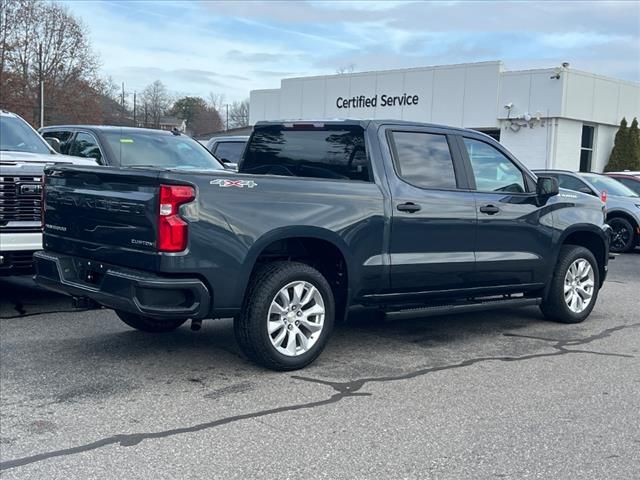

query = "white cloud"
63;0;639;104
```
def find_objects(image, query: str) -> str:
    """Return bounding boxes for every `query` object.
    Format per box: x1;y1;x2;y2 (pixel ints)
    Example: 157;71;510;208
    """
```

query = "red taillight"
600;190;608;203
158;185;195;252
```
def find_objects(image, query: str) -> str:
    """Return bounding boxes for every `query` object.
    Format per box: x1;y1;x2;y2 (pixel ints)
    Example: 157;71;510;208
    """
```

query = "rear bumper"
34;251;211;320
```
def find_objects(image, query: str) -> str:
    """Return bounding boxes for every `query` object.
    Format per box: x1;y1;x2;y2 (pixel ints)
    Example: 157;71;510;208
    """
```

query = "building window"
579;125;595;172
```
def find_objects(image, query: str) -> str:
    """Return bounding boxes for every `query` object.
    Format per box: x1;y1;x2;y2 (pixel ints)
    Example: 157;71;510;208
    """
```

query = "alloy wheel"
563;258;595;313
267;281;325;356
609;220;632;252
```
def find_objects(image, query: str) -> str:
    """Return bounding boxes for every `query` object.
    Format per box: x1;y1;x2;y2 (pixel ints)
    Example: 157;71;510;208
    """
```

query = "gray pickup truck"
35;120;610;370
0;110;95;275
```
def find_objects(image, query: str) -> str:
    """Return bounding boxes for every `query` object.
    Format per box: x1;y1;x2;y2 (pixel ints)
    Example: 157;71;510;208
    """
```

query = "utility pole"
133;91;137;125
38;43;44;128
225;104;229;131
121;82;125;120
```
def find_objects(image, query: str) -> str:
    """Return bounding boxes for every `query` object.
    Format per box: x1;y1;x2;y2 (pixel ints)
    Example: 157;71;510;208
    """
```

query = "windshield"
102;130;223;170
0;115;51;154
580;174;639;197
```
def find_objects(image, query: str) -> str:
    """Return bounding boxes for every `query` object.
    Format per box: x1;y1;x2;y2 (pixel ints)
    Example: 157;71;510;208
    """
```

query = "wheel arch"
239;227;354;319
557;225;608;286
606;209;639;229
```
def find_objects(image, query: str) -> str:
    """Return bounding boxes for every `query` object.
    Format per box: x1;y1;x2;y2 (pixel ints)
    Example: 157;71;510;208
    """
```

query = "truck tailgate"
43;166;163;270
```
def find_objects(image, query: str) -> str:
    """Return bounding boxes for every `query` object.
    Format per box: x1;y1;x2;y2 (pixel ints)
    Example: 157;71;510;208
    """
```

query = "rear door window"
214;141;245;163
389;131;458;189
241;125;370;181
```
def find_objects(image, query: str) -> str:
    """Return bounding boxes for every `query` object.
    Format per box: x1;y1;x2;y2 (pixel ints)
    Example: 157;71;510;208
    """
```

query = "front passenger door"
461;136;552;288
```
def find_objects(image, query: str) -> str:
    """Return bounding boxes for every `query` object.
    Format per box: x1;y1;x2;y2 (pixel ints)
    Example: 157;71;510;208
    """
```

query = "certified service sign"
336;93;419;109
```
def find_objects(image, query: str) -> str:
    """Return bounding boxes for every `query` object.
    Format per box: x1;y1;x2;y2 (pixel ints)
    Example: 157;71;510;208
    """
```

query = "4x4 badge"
210;179;257;188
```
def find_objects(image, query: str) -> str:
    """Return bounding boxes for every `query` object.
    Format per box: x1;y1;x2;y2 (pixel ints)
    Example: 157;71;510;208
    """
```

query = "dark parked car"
604;172;640;196
204;135;249;168
534;170;640;253
39;125;222;169
35;120;610;370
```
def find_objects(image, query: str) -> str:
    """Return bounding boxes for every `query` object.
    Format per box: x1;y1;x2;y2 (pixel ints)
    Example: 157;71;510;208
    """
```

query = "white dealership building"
249;61;640;172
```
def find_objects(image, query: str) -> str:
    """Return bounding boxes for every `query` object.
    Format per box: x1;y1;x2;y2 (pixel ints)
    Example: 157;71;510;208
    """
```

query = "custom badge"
210;179;257;188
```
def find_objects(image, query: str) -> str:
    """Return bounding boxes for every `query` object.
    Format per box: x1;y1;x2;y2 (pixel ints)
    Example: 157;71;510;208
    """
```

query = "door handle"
397;202;421;213
479;204;500;215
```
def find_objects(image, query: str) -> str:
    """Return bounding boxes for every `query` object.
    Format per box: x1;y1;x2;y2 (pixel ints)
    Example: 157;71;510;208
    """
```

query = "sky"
64;0;640;102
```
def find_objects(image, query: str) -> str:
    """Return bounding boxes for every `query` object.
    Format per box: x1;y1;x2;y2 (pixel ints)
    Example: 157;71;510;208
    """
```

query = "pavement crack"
1;322;637;472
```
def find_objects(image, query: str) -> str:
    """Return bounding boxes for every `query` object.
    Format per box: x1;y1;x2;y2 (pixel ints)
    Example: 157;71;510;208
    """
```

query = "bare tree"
0;0;102;125
228;99;250;129
0;0;20;88
207;92;225;111
140;80;170;128
336;64;355;75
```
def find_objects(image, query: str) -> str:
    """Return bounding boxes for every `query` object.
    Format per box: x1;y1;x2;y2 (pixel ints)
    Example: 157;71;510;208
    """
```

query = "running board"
384;297;541;321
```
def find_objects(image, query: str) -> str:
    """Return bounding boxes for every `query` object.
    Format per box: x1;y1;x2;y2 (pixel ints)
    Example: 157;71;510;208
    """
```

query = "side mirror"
578;187;594;195
224;163;238;172
536;176;559;200
45;137;61;153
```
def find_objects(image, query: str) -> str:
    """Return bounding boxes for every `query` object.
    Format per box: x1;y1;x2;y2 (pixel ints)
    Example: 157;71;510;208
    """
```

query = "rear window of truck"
240;125;371;182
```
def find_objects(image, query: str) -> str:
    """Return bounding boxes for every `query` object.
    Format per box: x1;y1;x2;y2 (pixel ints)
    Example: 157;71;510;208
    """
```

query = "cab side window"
69;132;102;163
390;131;458;189
463;138;526;193
42;130;73;154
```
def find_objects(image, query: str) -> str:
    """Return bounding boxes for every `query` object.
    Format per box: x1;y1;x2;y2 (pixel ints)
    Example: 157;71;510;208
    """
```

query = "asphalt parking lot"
1;252;639;479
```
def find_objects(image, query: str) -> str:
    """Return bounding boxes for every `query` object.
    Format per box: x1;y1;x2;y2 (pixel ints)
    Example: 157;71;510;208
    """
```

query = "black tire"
540;245;599;324
234;261;335;371
115;310;187;333
608;217;636;253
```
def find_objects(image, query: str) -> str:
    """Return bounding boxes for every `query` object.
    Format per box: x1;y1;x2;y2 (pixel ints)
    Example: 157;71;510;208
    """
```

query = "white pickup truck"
0;110;96;275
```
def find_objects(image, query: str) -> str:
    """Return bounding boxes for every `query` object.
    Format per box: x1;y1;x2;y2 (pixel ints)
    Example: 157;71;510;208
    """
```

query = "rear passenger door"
383;126;477;293
459;136;552;288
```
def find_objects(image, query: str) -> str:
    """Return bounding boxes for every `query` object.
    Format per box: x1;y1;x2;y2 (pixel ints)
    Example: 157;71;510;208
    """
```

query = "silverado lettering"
47;191;146;215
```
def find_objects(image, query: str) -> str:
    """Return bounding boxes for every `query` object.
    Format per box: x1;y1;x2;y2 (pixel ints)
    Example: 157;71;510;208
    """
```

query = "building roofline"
280;61;504;83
